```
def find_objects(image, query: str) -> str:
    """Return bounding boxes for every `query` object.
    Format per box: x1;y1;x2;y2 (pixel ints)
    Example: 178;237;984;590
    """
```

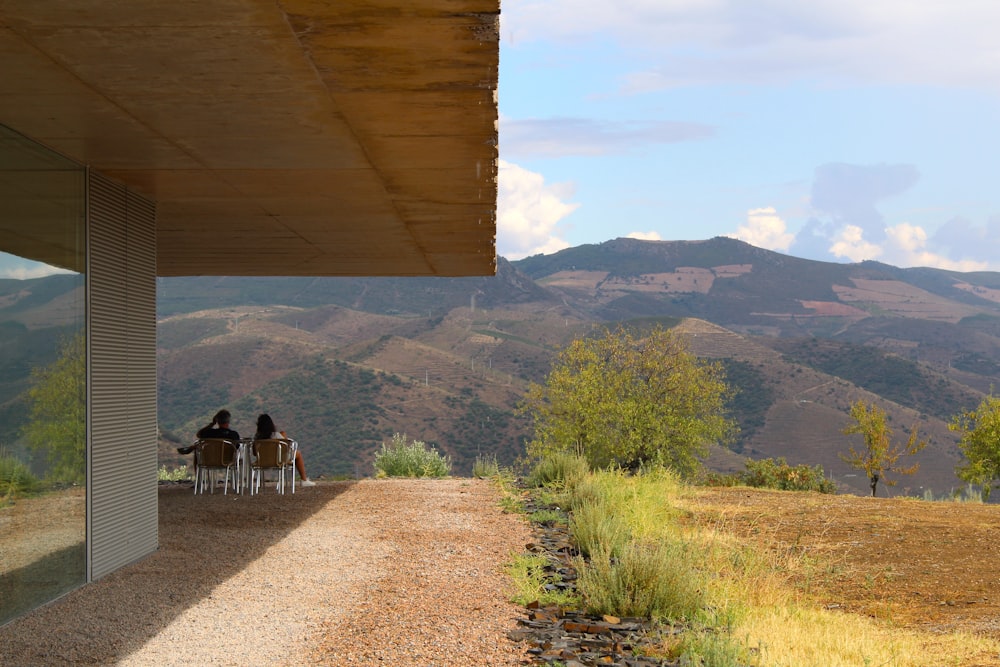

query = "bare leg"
295;451;308;480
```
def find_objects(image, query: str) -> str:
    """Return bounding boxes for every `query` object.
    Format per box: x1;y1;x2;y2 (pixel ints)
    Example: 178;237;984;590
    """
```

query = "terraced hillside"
150;237;1000;495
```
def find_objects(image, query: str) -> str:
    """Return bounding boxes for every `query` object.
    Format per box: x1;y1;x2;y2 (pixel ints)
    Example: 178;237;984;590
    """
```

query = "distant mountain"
157;257;558;318
515;236;1000;333
5;239;995;495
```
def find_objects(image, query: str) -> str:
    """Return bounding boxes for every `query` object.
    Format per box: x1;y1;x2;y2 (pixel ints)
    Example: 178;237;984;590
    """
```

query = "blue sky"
496;1;1000;271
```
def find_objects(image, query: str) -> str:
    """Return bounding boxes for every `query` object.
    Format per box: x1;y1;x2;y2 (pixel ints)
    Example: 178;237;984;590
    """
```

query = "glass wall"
0;124;87;625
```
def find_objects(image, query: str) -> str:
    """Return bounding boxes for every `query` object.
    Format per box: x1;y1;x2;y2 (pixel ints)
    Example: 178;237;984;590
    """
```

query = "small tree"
520;324;735;476
22;332;86;484
841;400;925;497
950;394;1000;501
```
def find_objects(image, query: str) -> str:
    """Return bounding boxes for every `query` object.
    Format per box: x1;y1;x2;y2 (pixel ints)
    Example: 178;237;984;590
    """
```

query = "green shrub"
1;450;40;502
526;452;589;489
566;475;603;511
157;465;191;482
373;433;451;478
472;452;500;478
576;539;707;622
570;499;631;559
507;553;580;608
698;470;742;487
739;457;836;493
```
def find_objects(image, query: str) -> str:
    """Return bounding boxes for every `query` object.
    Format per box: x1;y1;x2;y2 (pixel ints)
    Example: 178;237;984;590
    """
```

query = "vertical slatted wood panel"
88;171;158;580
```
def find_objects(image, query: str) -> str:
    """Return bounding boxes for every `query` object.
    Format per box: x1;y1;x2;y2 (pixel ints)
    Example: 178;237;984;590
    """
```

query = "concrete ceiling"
0;0;499;277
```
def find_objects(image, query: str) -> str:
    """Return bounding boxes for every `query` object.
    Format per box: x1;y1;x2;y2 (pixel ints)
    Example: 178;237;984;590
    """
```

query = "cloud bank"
496;160;578;259
500;116;714;159
727;207;794;252
784;162;995;270
0;254;74;279
502;0;1000;90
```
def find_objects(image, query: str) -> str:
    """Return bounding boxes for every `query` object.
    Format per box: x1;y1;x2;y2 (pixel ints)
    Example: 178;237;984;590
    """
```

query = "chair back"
198;438;237;466
252;438;288;468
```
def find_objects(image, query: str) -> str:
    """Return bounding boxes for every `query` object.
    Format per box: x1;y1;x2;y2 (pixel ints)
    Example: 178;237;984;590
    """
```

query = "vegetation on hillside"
718;359;775;452
771;337;978;420
508;455;998;665
233;357;393;477
144;240;1000;489
157;318;228;349
703;457;836;493
521;325;735;475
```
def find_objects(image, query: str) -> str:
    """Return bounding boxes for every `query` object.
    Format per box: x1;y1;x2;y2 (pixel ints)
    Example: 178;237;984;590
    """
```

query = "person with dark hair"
254;413;315;487
175;409;242;480
196;409;241;441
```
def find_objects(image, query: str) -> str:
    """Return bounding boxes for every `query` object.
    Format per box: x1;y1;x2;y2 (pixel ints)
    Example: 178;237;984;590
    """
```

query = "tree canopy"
950;394;1000;500
22;332;85;484
520;325;735;476
840;400;925;497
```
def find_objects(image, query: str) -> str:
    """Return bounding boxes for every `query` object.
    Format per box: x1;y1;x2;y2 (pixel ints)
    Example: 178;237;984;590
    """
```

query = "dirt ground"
0;479;530;666
688;487;1000;639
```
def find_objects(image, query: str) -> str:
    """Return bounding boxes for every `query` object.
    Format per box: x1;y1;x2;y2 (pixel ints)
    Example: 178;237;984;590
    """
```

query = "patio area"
0;478;529;666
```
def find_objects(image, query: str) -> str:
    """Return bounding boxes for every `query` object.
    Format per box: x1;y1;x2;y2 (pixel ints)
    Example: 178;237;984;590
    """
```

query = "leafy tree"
840;400;925;497
520;325;735;476
23;332;85;484
950;394;1000;500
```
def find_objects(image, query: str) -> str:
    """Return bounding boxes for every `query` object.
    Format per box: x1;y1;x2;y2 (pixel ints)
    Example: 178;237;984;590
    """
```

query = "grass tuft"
576;539;706;622
526;452;589;489
156;465;191;482
373;433;451;478
507;553;580;608
1;448;40;505
472;453;501;478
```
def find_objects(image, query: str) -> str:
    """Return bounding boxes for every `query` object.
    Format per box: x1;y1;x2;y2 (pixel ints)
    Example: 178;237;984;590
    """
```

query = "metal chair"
194;438;240;495
250;438;296;494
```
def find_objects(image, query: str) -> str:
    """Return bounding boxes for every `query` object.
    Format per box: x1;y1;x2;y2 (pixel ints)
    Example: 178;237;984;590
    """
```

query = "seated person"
197;409;241;441
254;413;315;487
177;409;241;475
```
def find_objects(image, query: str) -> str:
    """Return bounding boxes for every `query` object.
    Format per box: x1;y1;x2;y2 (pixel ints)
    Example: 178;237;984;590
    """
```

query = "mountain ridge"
2;238;998;496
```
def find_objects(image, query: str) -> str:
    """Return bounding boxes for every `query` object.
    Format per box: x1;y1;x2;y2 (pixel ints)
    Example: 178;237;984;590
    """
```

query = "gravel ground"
0;478;532;666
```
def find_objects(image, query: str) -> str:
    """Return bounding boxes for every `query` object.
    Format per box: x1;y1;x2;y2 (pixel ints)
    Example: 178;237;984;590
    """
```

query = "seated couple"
188;409;315;487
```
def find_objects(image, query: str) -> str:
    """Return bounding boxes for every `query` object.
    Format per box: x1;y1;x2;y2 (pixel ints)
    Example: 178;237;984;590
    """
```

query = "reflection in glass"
0;124;86;625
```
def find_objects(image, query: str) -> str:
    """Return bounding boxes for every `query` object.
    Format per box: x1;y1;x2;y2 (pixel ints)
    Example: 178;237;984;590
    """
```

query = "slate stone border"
509;494;684;666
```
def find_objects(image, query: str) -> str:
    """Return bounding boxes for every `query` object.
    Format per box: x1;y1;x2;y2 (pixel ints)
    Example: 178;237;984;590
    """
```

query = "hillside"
152;237;1000;492
152;241;994;494
0;239;995;492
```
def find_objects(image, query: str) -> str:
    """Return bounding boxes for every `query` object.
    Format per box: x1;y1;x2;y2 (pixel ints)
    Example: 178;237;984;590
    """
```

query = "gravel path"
0;478;532;666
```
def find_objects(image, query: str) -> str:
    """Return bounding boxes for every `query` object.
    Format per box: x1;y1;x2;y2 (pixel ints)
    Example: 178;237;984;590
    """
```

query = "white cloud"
884;223;990;271
500;116;713;159
829;225;882;262
502;0;1000;90
496;160;578;259
626;230;662;241
0;254;74;279
820;222;994;270
727;206;794;251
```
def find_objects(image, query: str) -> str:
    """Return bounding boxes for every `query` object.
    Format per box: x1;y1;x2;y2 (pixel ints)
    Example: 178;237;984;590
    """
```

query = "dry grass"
684;486;1000;666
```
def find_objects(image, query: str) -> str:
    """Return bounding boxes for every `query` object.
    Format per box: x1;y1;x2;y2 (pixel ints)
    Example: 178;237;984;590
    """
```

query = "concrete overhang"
0;0;499;277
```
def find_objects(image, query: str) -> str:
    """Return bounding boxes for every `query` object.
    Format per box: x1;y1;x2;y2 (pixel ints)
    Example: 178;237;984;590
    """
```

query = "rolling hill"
3;238;999;494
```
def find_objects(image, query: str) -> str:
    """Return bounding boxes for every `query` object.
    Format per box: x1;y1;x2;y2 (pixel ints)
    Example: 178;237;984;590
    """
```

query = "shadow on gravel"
0;480;354;665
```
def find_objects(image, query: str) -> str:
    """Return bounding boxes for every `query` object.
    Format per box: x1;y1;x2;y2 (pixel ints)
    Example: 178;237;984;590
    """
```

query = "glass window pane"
0;124;86;626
